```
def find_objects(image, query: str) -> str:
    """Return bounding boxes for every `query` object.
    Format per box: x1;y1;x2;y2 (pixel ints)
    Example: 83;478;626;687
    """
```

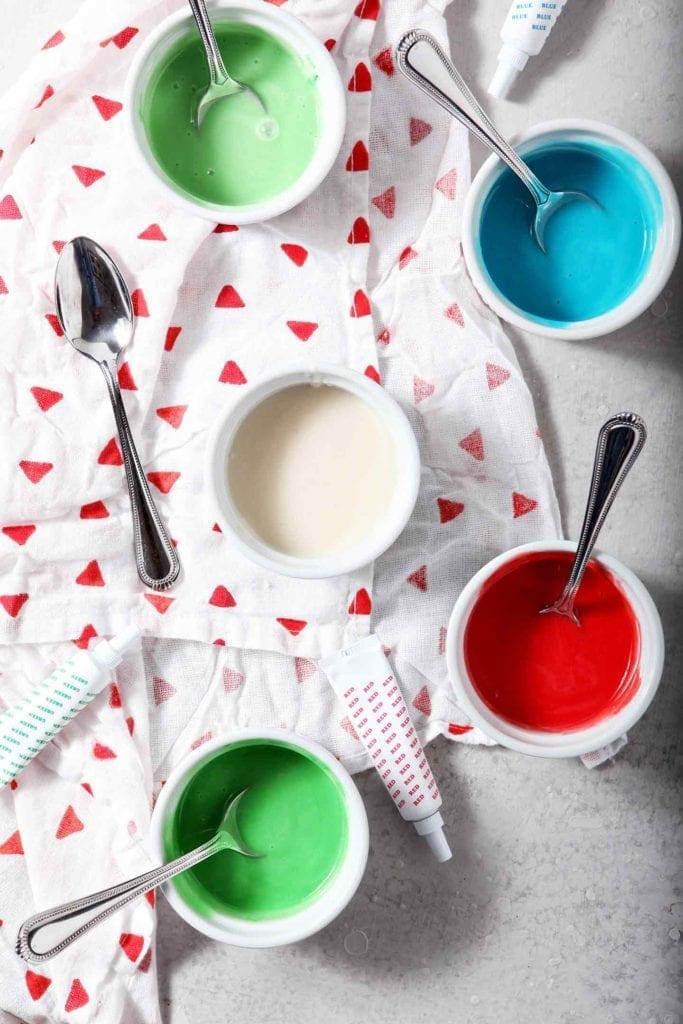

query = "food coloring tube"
321;635;452;862
488;1;568;99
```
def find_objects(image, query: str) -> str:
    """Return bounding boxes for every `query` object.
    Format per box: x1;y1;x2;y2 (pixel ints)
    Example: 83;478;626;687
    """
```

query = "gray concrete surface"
1;2;681;1022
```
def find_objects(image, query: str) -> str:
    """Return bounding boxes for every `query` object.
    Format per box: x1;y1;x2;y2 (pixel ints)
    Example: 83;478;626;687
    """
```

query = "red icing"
464;551;640;732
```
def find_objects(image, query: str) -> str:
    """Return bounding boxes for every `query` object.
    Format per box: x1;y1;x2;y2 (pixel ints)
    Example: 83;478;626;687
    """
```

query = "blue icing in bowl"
476;138;663;327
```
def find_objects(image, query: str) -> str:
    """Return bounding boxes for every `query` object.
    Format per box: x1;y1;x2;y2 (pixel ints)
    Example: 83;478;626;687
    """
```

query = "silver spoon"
56;237;180;591
188;0;265;128
541;413;647;625
16;789;261;963
396;31;594;252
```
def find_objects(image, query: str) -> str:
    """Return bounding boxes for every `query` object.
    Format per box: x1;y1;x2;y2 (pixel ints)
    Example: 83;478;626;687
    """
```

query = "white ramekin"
205;364;421;579
462;119;681;340
150;729;369;947
445;541;665;758
124;0;346;224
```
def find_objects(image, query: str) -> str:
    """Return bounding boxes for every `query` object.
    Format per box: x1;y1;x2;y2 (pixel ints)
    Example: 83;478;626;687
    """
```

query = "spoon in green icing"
16;790;262;963
188;0;265;127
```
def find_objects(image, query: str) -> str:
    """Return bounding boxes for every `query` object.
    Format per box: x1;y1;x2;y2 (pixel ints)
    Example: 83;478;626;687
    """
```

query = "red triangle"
80;500;109;519
348;588;372;615
371;186;395;219
435;168;457;200
215;284;245;309
364;365;381;384
373;46;394;76
399;246;417;269
143;592;174;614
92;94;122;120
486;362;511;390
2;525;36;545
55;805;84;839
340;716;359;740
512;492;538;518
354;0;380;18
348;62;372;92
350;289;371;317
0;593;29;618
52;240;66;254
276;617;307;636
73;624;97;649
97;437;123;465
0;195;21;219
286;320;318;342
413;376;435;403
213;223;239;233
324;38;336;51
294;658;316;683
145;889;155;908
345;140;369;171
219;360;247;384
147;471;180;494
412;684;432;716
407;565;428;591
448;722;473;736
281;243;308;267
209;585;236;608
153;676;176;705
459;428;485;461
0;276;7;295
19;460;53;483
212;522;222;533
378;327;390;345
75;560;105;587
444;302;465;327
138;222;166;241
93;742;116;760
45;312;64;336
30;386;63;411
42;30;65;49
72;164;105;188
109;683;122;708
81;782;94;796
347;217;370;244
119;932;144;962
437;498;465;523
156;405;187;429
101;26;138;49
131;288;149;317
0;829;23;854
65;979;89;1012
409;117;432;146
138;948;153;973
223;668;244;692
117;361;137;390
165;325;182;351
34;85;54;109
25;969;51;1000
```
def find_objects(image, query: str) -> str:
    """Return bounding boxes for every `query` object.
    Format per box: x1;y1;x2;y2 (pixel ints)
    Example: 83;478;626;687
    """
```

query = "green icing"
141;21;319;206
163;740;349;921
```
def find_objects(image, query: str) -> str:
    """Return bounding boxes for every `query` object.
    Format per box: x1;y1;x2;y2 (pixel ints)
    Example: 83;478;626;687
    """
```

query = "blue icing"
477;138;663;327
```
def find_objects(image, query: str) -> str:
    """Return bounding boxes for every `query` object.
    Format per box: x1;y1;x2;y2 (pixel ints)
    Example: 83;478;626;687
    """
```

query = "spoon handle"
16;835;222;963
187;0;236;86
555;413;647;612
100;363;180;591
395;31;551;208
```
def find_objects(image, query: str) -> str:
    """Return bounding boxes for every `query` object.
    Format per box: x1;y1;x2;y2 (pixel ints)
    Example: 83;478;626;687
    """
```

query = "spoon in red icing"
541;412;646;625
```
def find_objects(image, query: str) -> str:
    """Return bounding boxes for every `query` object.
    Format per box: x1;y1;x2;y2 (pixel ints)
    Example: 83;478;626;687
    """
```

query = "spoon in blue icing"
396;30;594;252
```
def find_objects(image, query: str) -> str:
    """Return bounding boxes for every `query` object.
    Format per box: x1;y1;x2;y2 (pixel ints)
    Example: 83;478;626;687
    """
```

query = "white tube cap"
413;811;452;863
488;43;529;99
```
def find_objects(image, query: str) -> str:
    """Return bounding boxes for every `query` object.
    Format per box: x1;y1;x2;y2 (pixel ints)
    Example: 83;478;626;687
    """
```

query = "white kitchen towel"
0;0;561;1020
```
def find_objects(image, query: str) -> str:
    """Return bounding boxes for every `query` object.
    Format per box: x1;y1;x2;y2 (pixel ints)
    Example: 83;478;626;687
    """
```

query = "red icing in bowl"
464;550;641;733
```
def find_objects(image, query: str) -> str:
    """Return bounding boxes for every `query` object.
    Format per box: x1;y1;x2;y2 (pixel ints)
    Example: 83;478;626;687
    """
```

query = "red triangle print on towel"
209;585;236;609
486;362;511;390
75;560;105;587
281;243;308;267
65;979;89;1012
165;325;182;351
399;246;417;269
72;164;105;188
98;438;123;465
364;365;380;384
73;624;97;649
25;970;51;1000
345;140;369;171
347;217;370;244
354;0;380;18
219;360;247;384
295;658;316;683
412;685;432;716
131;288;149;317
413;376;435;403
138;948;153;973
144;592;174;614
340;716;359;740
512;492;538;518
435;168;457;200
126;715;134;734
117;362;137;390
120;933;144;963
348;588;372;615
2;525;36;545
137;222;166;240
459;428;485;462
223;668;244;693
438;498;465;523
277;617;307;636
93;742;116;760
0;830;23;854
286;320;318;342
213;223;239;233
42;29;65;49
0;276;7;295
348;62;372;92
45;312;64;336
19;460;53;483
371;186;395;218
156;405;187;429
34;85;54;109
153;676;176;705
92;95;122;120
409;118;432;146
147;471;180;494
407;565;428;591
56;805;84;839
324;38;335;51
378;327;390;345
109;683;122;708
30;386;63;411
0;594;29;618
444;302;465;327
448;722;473;736
373;46;394;76
100;26;138;49
52;240;66;254
0;195;21;219
80;500;109;519
215;284;245;309
350;289;371;317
